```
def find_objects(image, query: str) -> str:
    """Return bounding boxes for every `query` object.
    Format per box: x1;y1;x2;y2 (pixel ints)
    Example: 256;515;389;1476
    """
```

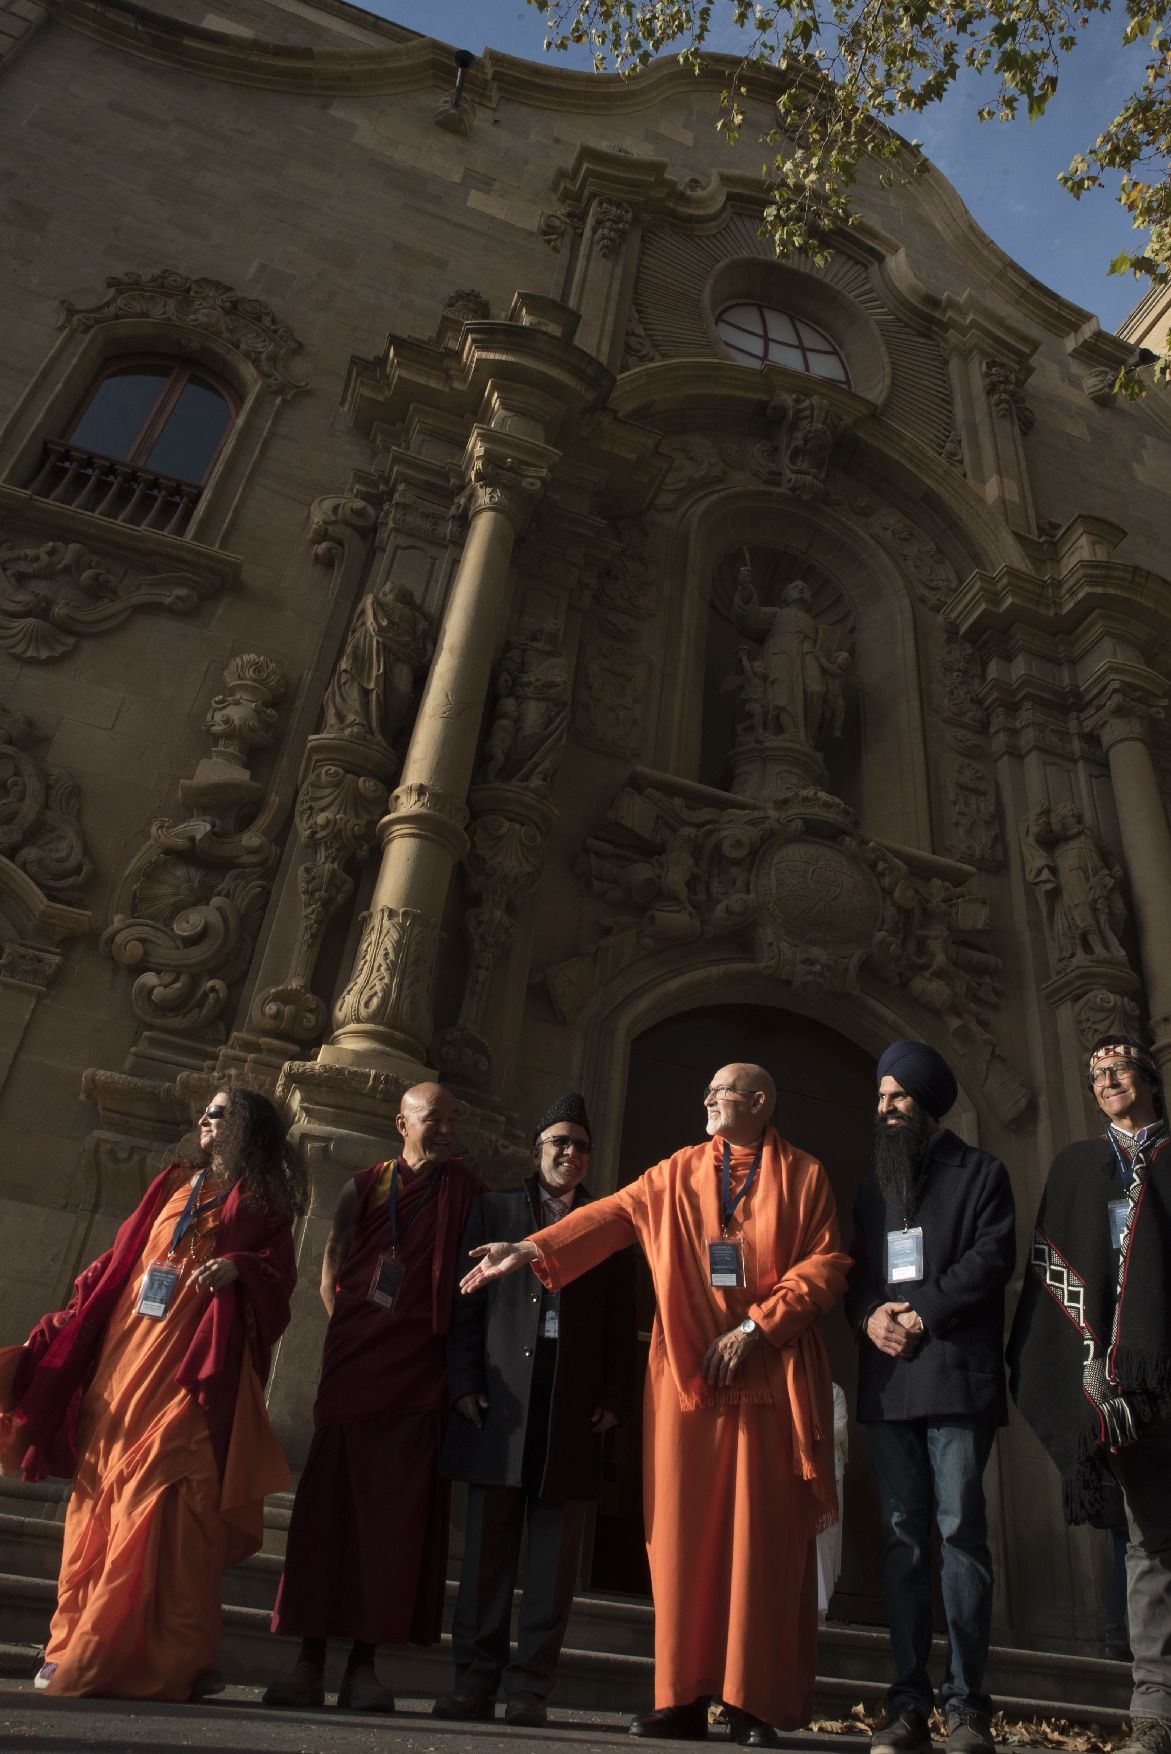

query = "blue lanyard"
386;1159;440;1252
166;1170;225;1258
721;1139;763;1235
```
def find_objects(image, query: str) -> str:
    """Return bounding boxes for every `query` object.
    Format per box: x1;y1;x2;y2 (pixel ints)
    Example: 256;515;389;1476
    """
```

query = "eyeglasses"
202;1104;227;1120
702;1084;755;1103
539;1134;590;1154
1090;1063;1137;1087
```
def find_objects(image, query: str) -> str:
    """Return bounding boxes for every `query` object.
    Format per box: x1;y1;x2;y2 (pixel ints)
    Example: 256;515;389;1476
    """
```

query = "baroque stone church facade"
2;0;1171;1660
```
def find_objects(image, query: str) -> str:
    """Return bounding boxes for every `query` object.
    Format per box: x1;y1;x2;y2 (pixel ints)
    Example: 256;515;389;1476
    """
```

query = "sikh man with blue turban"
846;1041;1015;1754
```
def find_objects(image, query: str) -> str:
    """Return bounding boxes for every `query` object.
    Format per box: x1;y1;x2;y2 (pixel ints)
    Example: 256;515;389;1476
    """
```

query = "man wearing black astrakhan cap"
434;1092;636;1729
1010;1035;1171;1754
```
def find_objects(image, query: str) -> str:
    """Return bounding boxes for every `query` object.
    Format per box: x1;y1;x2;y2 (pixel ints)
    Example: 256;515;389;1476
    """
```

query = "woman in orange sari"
0;1087;302;1701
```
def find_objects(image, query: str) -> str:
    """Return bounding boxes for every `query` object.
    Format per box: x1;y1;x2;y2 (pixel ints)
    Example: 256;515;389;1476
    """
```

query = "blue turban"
876;1040;957;1119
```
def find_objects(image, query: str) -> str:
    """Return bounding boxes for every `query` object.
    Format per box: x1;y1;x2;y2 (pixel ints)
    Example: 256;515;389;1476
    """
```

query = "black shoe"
1117;1720;1171;1754
630;1700;710;1740
505;1697;548;1727
432;1690;497;1720
870;1708;933;1754
945;1711;994;1754
262;1660;326;1709
727;1708;781;1748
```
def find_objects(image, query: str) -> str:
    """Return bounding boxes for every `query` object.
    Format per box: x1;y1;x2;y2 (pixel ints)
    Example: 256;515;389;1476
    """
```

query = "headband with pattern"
1088;1040;1157;1079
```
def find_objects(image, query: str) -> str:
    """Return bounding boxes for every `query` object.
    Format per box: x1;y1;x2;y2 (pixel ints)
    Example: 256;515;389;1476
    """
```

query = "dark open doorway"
588;1001;886;1625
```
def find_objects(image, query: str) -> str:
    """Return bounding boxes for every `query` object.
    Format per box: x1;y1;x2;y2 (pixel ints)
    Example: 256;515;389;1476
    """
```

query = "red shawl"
5;1164;296;1482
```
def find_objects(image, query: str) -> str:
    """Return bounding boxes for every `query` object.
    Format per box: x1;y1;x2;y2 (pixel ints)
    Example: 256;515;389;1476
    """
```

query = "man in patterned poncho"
1009;1035;1171;1754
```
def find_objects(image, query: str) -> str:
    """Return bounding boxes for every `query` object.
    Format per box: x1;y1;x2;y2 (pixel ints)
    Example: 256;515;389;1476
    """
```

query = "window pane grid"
716;302;850;386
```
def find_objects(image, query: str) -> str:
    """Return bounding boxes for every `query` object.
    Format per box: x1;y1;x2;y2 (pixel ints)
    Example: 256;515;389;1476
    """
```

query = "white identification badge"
136;1262;181;1320
886;1227;925;1285
1108;1199;1129;1251
368;1253;404;1310
708;1238;744;1289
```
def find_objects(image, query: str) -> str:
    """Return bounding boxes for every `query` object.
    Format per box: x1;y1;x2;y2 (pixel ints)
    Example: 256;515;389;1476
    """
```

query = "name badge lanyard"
136;1170;225;1319
721;1138;763;1236
167;1170;226;1260
386;1159;441;1258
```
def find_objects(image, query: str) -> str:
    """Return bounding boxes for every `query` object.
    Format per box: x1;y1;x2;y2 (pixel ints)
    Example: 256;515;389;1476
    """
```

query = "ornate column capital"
1081;666;1168;752
459;429;555;532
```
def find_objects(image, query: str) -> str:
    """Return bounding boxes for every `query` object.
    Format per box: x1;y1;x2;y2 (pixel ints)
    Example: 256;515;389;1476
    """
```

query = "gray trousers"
1111;1413;1171;1722
451;1482;589;1703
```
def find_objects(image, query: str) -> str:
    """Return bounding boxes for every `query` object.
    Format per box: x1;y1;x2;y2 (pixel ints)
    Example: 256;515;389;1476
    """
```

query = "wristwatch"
739;1317;757;1337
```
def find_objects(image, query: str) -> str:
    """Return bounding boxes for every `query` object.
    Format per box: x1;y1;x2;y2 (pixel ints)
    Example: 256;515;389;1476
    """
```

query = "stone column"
320;428;555;1072
1085;680;1171;1077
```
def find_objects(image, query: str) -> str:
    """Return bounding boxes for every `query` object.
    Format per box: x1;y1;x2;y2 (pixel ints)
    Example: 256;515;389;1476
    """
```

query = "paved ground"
0;1684;883;1754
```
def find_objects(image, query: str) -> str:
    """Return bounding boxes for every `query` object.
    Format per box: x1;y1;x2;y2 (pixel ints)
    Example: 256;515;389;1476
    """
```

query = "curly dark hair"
189;1088;307;1220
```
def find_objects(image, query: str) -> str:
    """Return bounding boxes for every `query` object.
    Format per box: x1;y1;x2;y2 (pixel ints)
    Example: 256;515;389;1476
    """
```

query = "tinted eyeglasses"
202;1104;227;1120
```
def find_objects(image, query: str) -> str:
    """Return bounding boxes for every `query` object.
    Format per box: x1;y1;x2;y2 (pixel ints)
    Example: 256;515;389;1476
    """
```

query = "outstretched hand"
460;1240;539;1295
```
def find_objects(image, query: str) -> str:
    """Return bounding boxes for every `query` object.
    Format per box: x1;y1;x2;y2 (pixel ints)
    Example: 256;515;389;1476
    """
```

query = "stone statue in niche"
321;581;433;749
479;625;570;791
1020;802;1127;968
729;554;853;751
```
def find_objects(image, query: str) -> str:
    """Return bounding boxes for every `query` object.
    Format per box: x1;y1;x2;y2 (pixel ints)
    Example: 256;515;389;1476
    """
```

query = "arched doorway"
588;1000;886;1625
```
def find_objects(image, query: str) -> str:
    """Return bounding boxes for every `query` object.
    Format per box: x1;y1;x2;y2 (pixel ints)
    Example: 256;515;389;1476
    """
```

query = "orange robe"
6;1180;289;1699
532;1127;849;1729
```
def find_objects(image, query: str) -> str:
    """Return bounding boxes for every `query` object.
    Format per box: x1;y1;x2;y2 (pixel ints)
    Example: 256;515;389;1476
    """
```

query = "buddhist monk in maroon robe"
266;1082;481;1713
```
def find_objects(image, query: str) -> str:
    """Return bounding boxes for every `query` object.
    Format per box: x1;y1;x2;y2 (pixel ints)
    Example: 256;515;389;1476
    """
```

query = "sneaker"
870;1708;933;1754
1118;1720;1171;1754
945;1712;995;1754
33;1663;57;1692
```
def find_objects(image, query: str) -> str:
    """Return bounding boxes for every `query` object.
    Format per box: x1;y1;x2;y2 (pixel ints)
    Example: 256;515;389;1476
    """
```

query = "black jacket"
846;1128;1016;1424
440;1177;637;1501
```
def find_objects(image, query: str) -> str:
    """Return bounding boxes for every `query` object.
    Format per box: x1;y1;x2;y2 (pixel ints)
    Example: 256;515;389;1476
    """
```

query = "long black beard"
874;1109;932;1223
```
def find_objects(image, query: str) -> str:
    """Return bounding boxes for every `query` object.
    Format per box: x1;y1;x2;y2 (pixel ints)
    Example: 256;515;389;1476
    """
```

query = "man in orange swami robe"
462;1062;850;1745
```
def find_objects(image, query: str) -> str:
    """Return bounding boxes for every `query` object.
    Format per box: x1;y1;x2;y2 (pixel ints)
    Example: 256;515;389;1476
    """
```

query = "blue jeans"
867;1418;996;1718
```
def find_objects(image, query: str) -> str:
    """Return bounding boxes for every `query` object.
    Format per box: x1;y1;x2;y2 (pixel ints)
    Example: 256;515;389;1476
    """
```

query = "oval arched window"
31;359;238;535
716;304;851;386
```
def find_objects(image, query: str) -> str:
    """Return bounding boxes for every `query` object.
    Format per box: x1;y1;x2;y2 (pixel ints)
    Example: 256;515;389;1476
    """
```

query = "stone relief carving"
545;779;1030;1124
946;751;1002;868
61;269;306;398
479;625;570;790
103;655;286;1037
939;631;986;729
589;197;634;257
1073;986;1143;1049
320;582;433;747
0;705;92;898
765;391;846;501
1020;803;1127;971
332;904;442;1049
309;493;379;567
981;358;1035;435
457;453;549;529
621;309;660;371
0;531;224;662
573;628;653;759
443;289;490;322
599;521;658;620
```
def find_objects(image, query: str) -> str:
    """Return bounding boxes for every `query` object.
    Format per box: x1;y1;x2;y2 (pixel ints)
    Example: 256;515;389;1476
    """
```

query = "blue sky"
369;2;1150;334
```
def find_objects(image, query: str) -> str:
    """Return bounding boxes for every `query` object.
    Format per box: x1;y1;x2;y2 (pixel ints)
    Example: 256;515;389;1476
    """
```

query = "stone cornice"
0;482;243;588
948;558;1171;656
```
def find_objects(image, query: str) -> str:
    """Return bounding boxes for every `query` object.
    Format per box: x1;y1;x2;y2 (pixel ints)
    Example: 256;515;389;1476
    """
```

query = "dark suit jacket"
440;1176;637;1501
846;1128;1016;1425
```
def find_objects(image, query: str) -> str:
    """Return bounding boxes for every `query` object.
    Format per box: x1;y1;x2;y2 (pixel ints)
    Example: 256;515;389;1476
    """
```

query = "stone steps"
0;1478;1133;1726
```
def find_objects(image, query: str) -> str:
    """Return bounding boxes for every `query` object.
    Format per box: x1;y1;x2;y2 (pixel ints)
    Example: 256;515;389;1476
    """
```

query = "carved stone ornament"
321;581;434;750
538;210;582;253
433;786;556;1088
184;654;286;807
573;635;653;759
1020;803;1128;973
459;453;549;529
1082;681;1167;752
598;521;658;620
389;781;471;833
981;358;1035;436
765;392;846;501
443;289;490;323
728;556;854;757
0;705;92;898
622;310;661;372
939;631;986;729
102;656;286;1037
546;779;1031;1124
309;493;379;568
946;750;1002;869
478;625;570;791
60;269;307;398
1074;986;1143;1048
0;530;223;663
589;197;634;258
332;904;443;1051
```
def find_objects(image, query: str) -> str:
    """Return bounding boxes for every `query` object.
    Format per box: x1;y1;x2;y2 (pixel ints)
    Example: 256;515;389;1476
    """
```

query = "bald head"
397;1081;458;1169
703;1062;776;1146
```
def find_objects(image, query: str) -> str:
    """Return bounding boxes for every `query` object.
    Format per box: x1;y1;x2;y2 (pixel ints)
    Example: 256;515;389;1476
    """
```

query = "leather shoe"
433;1690;497;1720
727;1708;781;1748
630;1700;709;1740
262;1659;325;1709
336;1663;395;1712
505;1697;548;1727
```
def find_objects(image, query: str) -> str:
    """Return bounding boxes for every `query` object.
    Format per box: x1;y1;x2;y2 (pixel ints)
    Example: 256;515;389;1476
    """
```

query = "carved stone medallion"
754;838;882;953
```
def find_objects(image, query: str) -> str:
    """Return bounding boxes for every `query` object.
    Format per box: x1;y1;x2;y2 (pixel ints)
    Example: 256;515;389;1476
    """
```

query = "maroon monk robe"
273;1156;481;1645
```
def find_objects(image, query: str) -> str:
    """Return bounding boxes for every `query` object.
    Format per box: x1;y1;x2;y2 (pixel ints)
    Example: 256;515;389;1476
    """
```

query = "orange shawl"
531;1127;850;1529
